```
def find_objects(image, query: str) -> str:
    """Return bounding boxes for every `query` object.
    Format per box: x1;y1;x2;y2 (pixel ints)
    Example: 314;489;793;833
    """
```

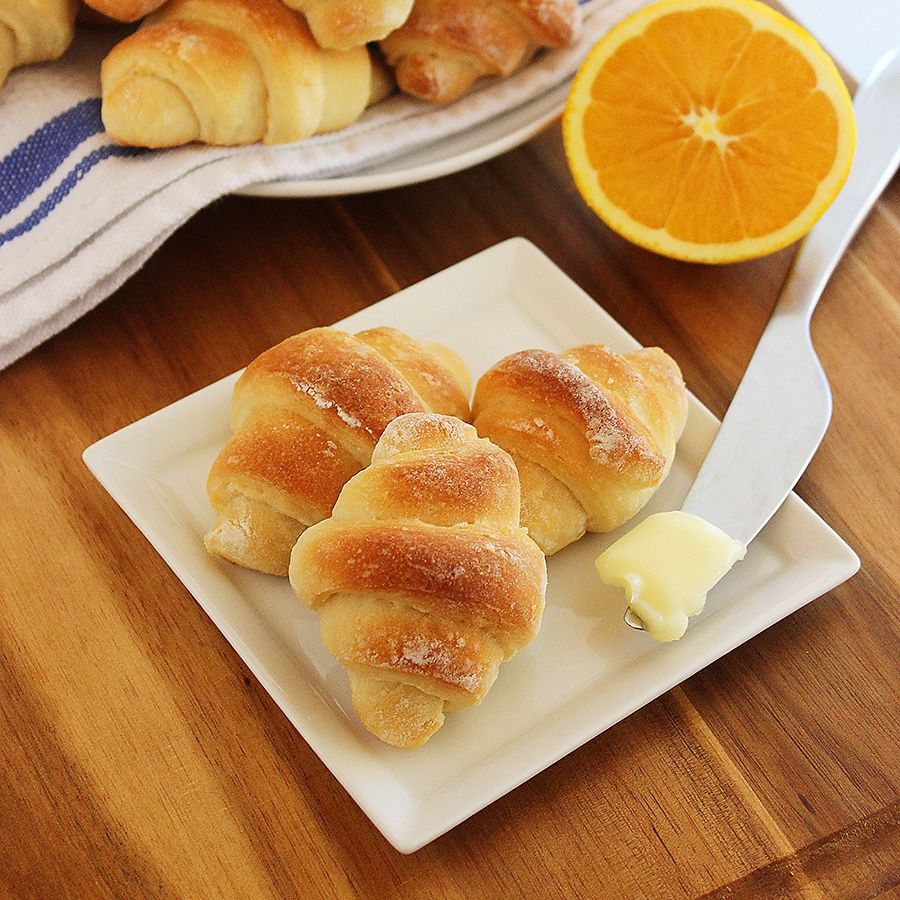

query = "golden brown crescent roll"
289;412;546;748
80;0;165;21
100;0;393;148
472;344;689;555
379;0;580;104
1;0;77;91
204;327;472;576
280;0;413;50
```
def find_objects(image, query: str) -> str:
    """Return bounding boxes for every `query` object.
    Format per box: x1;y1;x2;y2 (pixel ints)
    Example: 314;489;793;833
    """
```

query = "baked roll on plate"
289;412;547;748
472;344;689;555
204;326;472;576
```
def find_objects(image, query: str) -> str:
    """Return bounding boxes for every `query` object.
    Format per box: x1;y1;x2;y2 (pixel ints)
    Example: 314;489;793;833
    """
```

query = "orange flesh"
582;8;841;244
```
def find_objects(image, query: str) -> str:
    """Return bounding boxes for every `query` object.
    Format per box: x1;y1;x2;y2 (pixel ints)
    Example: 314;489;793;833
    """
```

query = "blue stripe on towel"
0;98;145;247
1;99;105;217
1;143;144;248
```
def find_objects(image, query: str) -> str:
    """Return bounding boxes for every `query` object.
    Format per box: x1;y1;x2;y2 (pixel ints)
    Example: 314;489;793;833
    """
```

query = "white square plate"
83;238;860;853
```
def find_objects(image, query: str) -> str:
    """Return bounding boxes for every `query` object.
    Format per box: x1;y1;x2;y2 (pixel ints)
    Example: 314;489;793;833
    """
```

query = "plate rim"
233;85;568;199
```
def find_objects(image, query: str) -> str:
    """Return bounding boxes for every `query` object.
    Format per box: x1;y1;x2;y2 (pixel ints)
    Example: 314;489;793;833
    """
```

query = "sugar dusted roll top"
289;413;547;748
472;344;689;555
204;326;472;577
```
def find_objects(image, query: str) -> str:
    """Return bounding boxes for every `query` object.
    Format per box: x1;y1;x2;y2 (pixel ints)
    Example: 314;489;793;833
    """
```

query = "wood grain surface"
2;108;900;898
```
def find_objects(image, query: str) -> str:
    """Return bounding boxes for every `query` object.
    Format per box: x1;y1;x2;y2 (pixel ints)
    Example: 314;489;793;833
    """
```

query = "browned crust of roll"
472;344;689;550
292;520;545;652
379;0;579;103
231;326;470;463
204;329;472;576
206;408;363;524
288;412;546;747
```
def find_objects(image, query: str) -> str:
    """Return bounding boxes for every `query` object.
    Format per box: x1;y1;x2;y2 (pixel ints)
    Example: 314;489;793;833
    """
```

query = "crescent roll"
281;0;414;50
472;344;689;555
379;0;581;104
1;0;77;91
204;326;472;576
289;413;546;748
100;0;392;148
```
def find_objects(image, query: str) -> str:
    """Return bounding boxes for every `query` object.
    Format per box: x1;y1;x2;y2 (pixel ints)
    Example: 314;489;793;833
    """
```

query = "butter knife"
681;44;900;546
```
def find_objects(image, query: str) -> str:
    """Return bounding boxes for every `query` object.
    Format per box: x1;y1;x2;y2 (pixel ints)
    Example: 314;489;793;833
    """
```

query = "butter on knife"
595;511;745;643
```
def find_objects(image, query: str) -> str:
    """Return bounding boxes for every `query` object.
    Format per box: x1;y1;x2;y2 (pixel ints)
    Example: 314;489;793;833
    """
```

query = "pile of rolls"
203;325;689;747
1;0;582;147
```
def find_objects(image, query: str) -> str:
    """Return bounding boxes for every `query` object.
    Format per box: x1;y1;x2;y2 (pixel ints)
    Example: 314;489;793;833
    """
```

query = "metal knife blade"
681;45;900;546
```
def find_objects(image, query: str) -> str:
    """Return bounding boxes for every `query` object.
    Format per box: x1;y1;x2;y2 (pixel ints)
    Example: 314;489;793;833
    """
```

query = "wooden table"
2;114;900;897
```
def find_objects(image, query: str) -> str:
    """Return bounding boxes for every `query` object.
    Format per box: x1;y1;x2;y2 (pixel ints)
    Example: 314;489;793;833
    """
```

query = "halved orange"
562;0;856;263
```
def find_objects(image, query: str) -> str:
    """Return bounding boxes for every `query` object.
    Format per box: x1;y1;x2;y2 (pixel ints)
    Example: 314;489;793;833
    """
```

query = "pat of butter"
595;511;746;642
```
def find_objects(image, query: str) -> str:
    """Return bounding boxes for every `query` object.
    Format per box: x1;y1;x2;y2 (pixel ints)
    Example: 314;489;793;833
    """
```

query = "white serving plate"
236;80;569;198
83;238;859;854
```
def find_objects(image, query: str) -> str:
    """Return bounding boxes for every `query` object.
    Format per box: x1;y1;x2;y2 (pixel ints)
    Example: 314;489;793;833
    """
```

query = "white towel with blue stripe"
0;0;644;371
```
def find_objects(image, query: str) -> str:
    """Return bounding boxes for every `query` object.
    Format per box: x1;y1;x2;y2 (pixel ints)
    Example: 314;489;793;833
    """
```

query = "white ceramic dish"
236;80;568;198
83;238;859;854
